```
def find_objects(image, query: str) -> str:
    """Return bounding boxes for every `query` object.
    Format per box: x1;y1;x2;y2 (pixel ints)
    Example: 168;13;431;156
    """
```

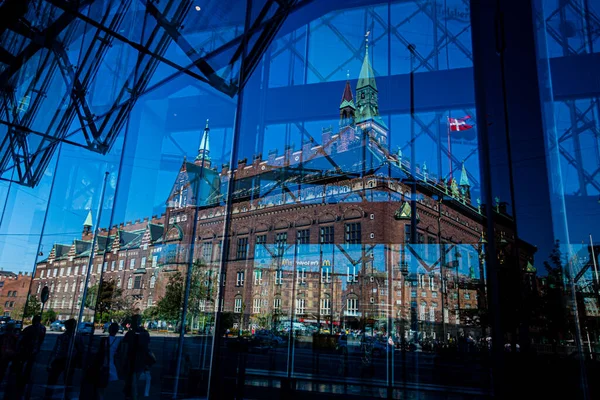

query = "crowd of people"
0;314;155;400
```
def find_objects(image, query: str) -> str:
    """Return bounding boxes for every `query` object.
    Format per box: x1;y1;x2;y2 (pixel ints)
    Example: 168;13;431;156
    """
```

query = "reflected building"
32;43;532;340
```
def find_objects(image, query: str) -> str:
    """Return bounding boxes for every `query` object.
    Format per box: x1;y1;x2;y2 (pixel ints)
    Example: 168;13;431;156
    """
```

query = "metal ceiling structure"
0;0;309;187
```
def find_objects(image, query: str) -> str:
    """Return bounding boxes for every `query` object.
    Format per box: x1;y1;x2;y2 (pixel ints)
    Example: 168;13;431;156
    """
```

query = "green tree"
155;260;214;324
23;295;41;319
85;280;129;322
42;309;57;325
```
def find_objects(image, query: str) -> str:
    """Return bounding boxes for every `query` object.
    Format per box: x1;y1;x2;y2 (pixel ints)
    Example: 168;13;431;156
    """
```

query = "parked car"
78;322;94;335
9;320;22;332
102;322;125;334
50;320;65;332
254;330;285;347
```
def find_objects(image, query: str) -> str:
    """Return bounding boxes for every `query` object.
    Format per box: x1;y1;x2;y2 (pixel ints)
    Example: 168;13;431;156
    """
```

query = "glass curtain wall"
0;1;599;399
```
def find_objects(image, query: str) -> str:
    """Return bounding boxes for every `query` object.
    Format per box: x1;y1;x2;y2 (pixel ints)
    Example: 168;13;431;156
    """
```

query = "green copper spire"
460;162;470;186
357;33;377;91
83;209;93;228
196;119;211;162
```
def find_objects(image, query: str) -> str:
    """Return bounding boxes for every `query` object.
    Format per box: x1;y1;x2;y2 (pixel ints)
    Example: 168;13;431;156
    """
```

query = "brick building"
0;271;32;318
32;43;531;339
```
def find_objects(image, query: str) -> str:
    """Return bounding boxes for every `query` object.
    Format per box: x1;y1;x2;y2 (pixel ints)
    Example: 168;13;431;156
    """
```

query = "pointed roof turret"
460;162;470;186
357;32;377;91
83;210;93;228
340;71;355;110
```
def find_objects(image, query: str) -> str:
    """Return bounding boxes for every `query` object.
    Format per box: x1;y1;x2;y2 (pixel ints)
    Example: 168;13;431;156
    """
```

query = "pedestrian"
95;322;122;399
0;322;19;383
118;314;152;400
45;318;84;399
15;315;46;391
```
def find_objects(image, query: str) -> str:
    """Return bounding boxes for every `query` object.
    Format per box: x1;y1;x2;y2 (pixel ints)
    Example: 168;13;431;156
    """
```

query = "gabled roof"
74;240;91;255
149;223;164;242
53;244;71;258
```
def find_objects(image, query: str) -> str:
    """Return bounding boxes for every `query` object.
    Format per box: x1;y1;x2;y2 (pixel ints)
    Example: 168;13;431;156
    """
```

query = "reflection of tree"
86;280;129;322
155;260;214;325
23;295;41;319
540;241;570;343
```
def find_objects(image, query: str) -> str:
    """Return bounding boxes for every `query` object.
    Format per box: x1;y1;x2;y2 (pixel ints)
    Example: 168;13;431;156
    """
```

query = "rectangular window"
320;226;334;244
464;293;471;300
148;297;154;307
347;298;358;316
130;259;136;270
254;270;263;286
141;257;147;270
59;268;64;277
119;260;124;270
297;268;307;285
134;276;142;289
274;269;283;285
234;298;242;313
320;298;331;315
103;262;108;272
255;235;266;257
236;271;245;287
111;261;115;271
345;223;361;244
40;270;45;278
296;229;310;245
253;298;261;314
273;298;281;310
347;265;358;283
66;267;72;276
53;268;58;277
419;274;425;288
411;290;417;298
295;298;305;315
152;255;158;269
275;233;287;256
404;225;411;244
432;291;438;298
321;267;331;283
237;237;248;260
198;299;206;312
202;242;212;262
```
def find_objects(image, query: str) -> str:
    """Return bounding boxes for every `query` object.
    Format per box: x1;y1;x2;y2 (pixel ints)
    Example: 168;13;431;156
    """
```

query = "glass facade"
0;1;599;399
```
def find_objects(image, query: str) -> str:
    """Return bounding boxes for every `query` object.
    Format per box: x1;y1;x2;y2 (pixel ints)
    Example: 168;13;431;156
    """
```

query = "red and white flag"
448;116;473;131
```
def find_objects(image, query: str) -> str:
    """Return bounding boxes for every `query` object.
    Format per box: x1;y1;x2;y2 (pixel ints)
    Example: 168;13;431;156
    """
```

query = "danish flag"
448;116;473;131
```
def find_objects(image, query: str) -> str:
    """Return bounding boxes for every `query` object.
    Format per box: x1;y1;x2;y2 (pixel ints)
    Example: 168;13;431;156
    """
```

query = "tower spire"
339;70;355;125
196;119;211;167
83;209;93;236
460;162;470;187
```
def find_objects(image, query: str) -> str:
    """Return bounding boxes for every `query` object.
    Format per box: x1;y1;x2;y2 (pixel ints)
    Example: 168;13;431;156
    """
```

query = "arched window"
117;278;122;288
150;275;156;289
127;277;133;289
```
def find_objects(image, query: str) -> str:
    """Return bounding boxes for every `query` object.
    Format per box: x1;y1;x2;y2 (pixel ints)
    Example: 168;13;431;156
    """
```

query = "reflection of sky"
1;1;599;275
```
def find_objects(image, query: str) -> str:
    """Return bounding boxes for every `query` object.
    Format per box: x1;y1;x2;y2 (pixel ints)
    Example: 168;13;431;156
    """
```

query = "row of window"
39;256;160;278
37;274;157;294
3;301;14;308
234;297;359;316
229;224;361;261
4;291;17;297
234;266;361;287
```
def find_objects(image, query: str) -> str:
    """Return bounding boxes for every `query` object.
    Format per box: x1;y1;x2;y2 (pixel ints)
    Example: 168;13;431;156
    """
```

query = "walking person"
45;318;84;399
94;322;122;399
13;314;46;395
0;322;19;383
118;315;151;400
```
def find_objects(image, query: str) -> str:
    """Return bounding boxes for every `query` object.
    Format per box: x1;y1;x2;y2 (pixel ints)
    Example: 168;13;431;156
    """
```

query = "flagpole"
590;234;599;285
447;115;452;179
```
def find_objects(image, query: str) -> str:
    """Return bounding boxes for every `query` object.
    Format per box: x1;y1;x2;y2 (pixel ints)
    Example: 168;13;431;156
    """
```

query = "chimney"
268;149;278;164
302;138;313;155
321;126;332;149
221;163;230;176
237;158;247;169
253;153;262;165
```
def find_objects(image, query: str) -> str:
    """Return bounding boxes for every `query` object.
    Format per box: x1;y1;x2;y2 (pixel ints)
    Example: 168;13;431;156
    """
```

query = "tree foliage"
23;295;41;318
85;280;129;322
155;260;215;323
